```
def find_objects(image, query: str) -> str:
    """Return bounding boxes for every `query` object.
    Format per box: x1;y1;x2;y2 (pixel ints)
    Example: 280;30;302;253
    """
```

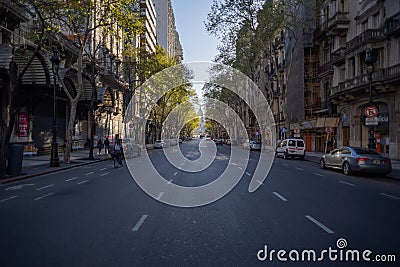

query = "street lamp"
365;48;375;150
50;48;60;167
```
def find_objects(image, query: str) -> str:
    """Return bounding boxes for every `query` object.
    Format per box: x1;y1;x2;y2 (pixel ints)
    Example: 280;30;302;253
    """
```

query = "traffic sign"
365;106;378;118
365;117;378;126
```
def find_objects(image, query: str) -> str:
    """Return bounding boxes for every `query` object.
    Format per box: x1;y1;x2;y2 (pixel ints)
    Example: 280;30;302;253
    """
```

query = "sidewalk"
0;149;111;184
304;152;400;180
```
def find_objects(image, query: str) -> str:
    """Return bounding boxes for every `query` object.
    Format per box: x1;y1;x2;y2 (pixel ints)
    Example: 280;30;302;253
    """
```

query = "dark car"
214;138;223;145
319;146;392;176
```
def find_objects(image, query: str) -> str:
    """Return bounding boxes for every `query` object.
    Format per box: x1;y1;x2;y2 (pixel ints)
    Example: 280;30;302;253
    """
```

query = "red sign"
325;126;333;134
294;128;300;134
18;113;28;137
365;106;378;118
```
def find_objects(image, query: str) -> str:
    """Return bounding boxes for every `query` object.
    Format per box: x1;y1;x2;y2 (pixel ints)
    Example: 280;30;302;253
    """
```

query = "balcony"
331;63;400;96
330;47;346;65
346;29;385;54
327;12;350;35
384;11;400;37
318;62;333;78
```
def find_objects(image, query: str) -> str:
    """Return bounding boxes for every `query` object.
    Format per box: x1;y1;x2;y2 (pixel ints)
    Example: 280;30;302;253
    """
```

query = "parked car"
243;140;262;151
319;146;392;176
276;138;306;159
154;140;165;149
214;138;223;145
122;139;141;159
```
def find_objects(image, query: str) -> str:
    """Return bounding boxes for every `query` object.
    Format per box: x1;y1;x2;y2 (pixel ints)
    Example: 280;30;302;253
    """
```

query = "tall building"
153;0;183;61
139;0;157;53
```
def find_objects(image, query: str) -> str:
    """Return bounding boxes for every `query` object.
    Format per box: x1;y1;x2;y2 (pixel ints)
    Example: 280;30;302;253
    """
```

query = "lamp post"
365;48;375;150
50;49;60;167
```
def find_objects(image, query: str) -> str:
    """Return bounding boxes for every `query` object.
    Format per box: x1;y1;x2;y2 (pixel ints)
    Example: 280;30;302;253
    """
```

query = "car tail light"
356;157;369;161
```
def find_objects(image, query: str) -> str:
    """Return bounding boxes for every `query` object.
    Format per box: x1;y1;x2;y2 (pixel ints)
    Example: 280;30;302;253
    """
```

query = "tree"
35;0;142;163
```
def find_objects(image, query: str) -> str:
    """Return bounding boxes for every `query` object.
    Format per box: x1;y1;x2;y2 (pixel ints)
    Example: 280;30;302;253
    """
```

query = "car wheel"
319;159;326;169
283;152;288;160
342;161;352;175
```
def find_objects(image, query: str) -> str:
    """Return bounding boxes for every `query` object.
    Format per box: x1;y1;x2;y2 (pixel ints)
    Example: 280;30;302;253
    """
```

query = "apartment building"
153;0;183;61
315;0;400;159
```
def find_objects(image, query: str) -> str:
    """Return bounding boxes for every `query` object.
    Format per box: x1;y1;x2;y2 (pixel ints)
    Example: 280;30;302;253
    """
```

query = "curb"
0;157;110;185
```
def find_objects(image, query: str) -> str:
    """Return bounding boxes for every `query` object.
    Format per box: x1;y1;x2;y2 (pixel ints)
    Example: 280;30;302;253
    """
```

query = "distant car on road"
122;138;141;159
276;138;305;159
154;140;165;149
319;146;392;176
214;138;223;145
243;140;261;151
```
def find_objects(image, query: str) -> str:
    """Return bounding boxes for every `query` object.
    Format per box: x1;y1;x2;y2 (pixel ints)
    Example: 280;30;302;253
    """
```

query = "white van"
276;138;306;159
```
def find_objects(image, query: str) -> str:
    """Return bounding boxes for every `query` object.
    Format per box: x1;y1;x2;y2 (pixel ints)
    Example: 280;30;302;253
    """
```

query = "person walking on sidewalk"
104;137;110;154
97;139;103;155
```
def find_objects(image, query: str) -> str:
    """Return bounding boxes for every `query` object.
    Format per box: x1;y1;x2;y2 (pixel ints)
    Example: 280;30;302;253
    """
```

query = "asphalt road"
0;139;399;266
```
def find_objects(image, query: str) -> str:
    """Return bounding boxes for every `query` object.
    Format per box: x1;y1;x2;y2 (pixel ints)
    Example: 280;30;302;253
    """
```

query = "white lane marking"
283;163;289;166
84;172;94;176
167;180;173;185
132;215;148;231
238;167;243;170
380;193;400;200
77;180;89;185
230;163;238;166
173;172;178;176
100;172;110;177
296;167;304;171
313;173;324;177
256;180;264;186
36;184;54;191
65;177;78;182
339;181;355;187
156;192;164;200
305;215;334;234
245;172;252;176
100;168;107;171
273;191;288;202
5;184;35;191
0;195;18;203
34;192;55;201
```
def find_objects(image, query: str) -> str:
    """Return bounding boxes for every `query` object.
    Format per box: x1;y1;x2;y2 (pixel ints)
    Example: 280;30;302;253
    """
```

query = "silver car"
319;146;392;176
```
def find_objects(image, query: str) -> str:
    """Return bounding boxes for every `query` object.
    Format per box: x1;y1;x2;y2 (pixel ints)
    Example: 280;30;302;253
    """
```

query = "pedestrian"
104;137;110;154
97;139;103;155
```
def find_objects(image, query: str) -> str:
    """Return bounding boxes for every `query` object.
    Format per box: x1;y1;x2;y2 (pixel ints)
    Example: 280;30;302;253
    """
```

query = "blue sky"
171;0;220;63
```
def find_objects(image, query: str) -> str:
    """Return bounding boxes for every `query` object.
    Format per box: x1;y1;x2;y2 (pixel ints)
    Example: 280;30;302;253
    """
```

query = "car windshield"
252;141;261;144
353;148;379;155
288;140;296;146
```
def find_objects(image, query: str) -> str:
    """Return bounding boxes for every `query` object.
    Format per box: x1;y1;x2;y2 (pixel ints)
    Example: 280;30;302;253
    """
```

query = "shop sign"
18;113;28;137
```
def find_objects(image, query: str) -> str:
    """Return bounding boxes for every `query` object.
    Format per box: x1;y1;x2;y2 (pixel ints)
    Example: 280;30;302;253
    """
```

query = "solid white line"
273;191;288;202
339;181;355;187
173;172;178;176
132;215;148;231
305;215;334;234
167;180;173;184
100;172;110;177
65;177;78;182
84;172;94;176
100;168;107;171
0;195;18;203
296;167;304;171
156;192;164;200
77;180;89;185
380;193;400;200
245;172;252;176
36;184;54;191
34;192;55;201
313;173;324;177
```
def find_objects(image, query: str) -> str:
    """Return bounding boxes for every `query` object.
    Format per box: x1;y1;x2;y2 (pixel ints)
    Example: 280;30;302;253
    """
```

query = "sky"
171;0;220;63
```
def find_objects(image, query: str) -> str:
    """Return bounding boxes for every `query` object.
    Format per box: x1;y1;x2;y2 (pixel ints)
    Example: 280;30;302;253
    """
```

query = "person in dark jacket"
104;137;110;154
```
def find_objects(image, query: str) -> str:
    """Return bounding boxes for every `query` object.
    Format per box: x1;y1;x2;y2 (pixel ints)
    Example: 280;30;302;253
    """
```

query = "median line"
84;172;94;176
305;215;334;234
273;191;288;202
100;172;110;177
0;195;18;203
339;181;355;187
313;173;324;177
65;177;78;182
245;172;252;176
36;184;54;191
77;180;89;185
132;215;148;231
380;193;400;200
34;192;55;201
296;167;304;171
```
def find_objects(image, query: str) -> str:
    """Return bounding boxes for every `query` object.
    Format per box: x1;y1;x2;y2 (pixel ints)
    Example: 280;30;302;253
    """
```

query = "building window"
372;12;380;29
349;57;355;78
